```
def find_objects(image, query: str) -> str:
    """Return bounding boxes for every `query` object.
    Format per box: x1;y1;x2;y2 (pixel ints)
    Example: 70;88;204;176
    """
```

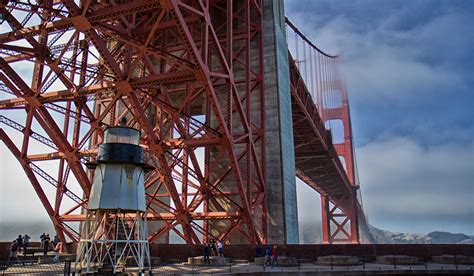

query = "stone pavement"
0;262;64;275
1;260;474;275
151;261;474;275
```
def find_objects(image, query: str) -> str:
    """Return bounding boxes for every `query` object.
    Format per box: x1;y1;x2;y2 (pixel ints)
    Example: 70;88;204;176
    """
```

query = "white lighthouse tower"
75;118;151;273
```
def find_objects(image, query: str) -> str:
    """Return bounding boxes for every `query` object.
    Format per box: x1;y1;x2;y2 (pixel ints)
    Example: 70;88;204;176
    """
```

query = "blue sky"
288;0;474;235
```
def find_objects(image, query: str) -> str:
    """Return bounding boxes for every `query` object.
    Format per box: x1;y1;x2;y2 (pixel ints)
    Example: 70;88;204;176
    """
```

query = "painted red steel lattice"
0;0;265;245
0;1;371;245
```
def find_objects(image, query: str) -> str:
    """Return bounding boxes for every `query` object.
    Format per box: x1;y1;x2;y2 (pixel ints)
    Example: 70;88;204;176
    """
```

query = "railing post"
63;259;71;276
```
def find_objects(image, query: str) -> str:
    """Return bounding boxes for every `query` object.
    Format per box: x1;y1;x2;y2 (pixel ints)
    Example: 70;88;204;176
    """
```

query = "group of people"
256;244;279;267
40;233;62;261
9;233;62;262
264;245;279;267
8;234;30;261
202;239;223;264
200;240;279;267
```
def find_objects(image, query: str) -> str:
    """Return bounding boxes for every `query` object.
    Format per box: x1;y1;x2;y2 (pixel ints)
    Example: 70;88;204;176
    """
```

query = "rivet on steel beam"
70;16;93;31
159;0;172;12
115;81;133;94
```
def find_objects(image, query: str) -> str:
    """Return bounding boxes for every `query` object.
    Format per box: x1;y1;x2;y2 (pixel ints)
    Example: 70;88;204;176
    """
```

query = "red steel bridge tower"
0;0;372;245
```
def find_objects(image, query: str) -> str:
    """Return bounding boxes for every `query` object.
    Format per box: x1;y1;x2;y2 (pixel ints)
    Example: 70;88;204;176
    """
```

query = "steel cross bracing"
0;0;371;245
0;0;265;245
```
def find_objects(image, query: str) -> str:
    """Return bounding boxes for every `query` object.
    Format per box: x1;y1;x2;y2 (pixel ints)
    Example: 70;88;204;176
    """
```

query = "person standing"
15;235;23;253
264;245;272;266
217;240;223;257
202;242;210;265
209;239;217;256
53;241;62;262
53;235;60;247
256;244;262;258
22;234;31;256
43;234;51;255
40;233;46;248
9;240;19;262
271;245;278;267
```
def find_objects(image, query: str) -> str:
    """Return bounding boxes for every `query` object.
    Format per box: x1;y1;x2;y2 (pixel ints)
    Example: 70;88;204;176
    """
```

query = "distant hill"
2;220;472;244
427;231;473;244
298;222;473;244
369;225;474;244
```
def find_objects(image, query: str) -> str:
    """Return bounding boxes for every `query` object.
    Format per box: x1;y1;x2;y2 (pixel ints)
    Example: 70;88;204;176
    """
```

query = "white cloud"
357;136;474;234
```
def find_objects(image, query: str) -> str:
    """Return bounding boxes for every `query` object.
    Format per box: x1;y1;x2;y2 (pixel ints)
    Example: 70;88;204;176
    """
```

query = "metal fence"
0;259;68;275
1;256;473;275
152;263;234;274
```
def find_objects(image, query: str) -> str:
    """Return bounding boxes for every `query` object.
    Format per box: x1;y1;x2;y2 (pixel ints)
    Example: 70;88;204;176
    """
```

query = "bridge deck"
288;55;371;242
289;55;353;206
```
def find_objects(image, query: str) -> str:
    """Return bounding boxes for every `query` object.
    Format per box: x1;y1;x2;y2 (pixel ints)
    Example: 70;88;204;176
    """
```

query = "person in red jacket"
53;241;62;262
271;245;278;266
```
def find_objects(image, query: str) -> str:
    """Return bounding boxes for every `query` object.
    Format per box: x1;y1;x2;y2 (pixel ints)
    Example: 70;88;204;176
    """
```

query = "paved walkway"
1;261;473;275
1;262;64;275
151;262;474;275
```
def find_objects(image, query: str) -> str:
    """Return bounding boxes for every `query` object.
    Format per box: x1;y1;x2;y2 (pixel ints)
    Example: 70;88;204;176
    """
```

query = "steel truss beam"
1;0;265;245
1;0;370;245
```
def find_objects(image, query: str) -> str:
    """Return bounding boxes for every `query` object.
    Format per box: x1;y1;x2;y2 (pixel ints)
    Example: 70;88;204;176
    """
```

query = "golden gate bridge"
0;0;374;246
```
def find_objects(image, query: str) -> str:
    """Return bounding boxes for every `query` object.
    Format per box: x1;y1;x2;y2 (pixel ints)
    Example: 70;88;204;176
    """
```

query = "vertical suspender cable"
295;33;299;69
322;56;327;120
324;56;331;129
314;50;318;103
317;53;323;112
303;41;307;82
309;49;314;100
330;58;334;109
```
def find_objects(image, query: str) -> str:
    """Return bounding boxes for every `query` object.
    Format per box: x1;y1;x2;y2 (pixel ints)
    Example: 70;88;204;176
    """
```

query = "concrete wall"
0;242;41;261
1;242;473;261
147;244;474;262
263;0;299;244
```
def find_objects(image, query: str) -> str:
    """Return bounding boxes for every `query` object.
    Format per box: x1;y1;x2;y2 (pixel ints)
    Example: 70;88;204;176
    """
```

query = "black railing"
0;255;473;275
0;259;66;275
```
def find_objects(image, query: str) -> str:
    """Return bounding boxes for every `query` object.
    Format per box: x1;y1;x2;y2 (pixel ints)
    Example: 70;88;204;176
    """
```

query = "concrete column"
263;0;299;244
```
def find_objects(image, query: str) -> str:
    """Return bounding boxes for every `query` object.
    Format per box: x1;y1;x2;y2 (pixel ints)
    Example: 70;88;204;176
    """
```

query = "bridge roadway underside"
288;56;371;241
290;60;352;208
